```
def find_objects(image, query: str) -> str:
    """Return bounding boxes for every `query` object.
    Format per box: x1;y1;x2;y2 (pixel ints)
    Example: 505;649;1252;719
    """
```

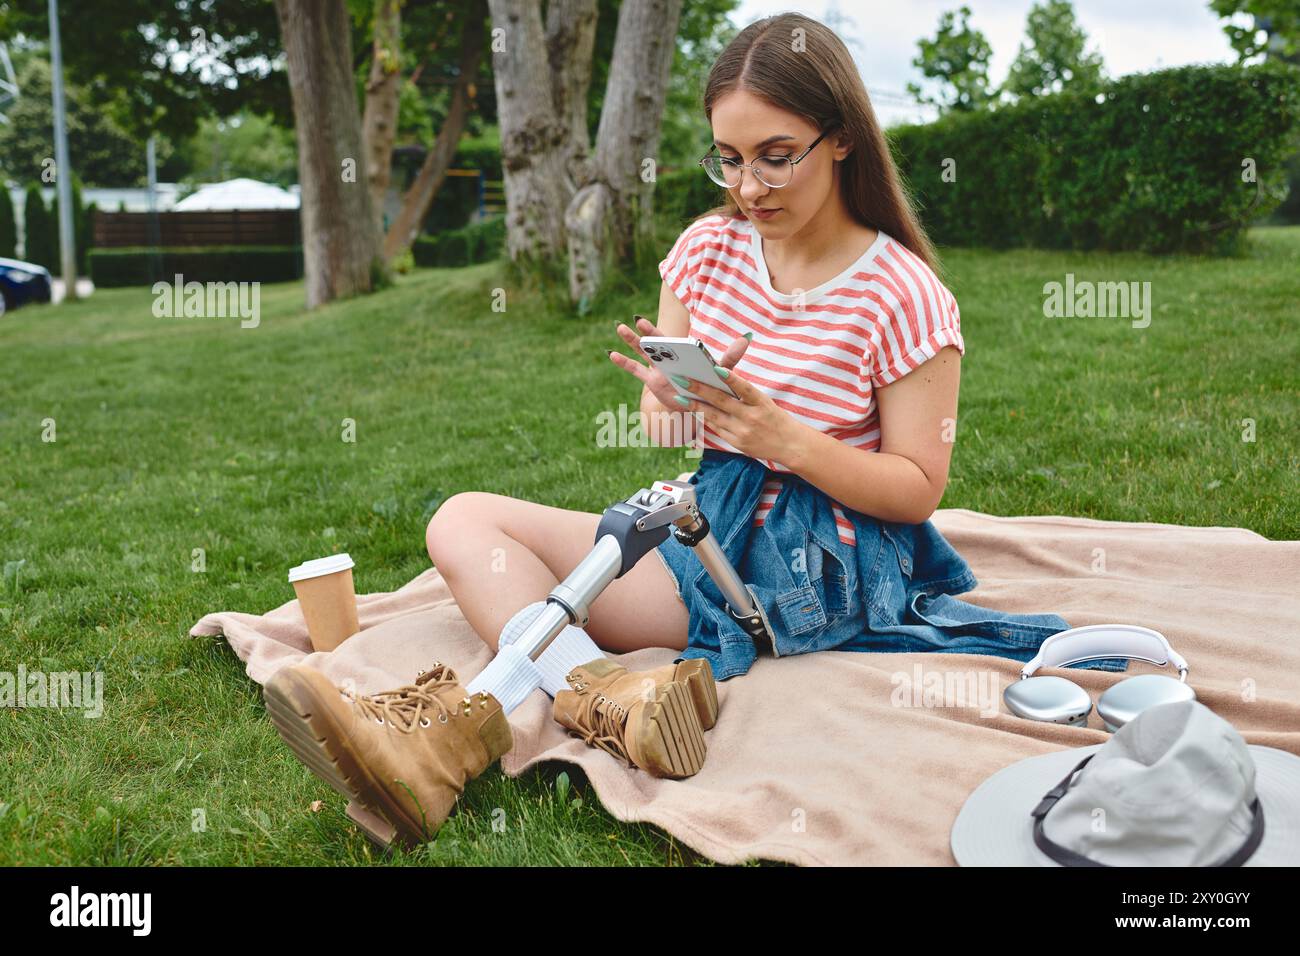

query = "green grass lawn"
1;226;1296;865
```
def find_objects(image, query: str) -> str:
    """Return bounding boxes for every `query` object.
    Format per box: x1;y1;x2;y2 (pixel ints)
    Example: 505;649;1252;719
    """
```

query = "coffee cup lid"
288;553;355;583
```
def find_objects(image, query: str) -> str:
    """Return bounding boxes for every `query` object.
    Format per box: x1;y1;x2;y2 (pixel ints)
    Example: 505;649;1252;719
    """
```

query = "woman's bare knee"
423;491;687;652
426;491;498;566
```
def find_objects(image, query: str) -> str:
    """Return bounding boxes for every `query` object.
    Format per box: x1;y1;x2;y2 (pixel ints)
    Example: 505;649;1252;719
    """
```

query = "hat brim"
951;744;1300;866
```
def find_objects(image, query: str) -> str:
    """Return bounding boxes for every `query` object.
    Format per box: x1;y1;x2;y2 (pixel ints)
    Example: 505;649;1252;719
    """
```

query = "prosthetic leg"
510;475;774;663
263;474;771;848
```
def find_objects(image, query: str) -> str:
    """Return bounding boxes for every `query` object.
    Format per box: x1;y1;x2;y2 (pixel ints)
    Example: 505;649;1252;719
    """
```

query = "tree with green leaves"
381;0;735;274
1210;2;1300;227
0;0;288;144
379;0;488;262
658;0;739;169
1210;0;1299;63
0;52;157;188
907;5;996;115
174;112;299;188
4;0;736;303
1003;0;1106;100
487;0;688;303
0;188;16;259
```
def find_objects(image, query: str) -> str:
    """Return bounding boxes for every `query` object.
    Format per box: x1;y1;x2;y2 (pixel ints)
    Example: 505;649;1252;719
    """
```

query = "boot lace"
570;691;634;767
341;662;491;733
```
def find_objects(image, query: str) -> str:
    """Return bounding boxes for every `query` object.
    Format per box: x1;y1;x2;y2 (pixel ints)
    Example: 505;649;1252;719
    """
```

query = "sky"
727;0;1246;126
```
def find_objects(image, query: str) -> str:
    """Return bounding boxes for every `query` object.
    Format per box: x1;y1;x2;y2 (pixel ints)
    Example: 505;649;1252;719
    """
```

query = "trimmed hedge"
1271;148;1300;224
0;187;15;259
888;62;1300;254
412;167;718;269
88;245;303;287
412;216;505;268
23;184;56;269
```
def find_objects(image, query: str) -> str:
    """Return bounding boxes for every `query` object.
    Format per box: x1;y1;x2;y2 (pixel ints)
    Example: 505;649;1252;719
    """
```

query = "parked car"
0;257;54;316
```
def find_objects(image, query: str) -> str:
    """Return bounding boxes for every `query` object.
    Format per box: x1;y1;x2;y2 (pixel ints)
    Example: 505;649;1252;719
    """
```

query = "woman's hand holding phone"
608;314;751;409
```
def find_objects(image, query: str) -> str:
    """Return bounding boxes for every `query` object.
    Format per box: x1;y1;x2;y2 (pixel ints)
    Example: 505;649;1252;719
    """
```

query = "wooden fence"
91;209;301;248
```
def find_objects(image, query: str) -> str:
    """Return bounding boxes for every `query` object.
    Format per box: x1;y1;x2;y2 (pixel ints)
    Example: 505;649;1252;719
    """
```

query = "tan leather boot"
552;657;718;778
263;662;512;849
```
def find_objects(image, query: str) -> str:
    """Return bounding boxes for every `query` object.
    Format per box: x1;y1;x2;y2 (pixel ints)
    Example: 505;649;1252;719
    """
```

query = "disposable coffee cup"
288;553;360;652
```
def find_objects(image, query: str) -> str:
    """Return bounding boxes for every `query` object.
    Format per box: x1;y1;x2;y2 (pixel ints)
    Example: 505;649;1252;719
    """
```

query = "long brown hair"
697;12;940;274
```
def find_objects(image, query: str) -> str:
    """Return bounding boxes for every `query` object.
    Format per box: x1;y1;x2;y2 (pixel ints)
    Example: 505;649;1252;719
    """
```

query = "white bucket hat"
951;699;1300;866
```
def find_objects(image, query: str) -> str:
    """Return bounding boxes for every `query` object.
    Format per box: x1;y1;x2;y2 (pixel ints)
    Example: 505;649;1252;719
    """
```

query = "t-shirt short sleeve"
869;267;966;389
658;219;707;310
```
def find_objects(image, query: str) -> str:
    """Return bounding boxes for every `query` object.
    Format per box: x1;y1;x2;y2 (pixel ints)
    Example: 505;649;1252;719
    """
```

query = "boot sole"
672;658;719;731
262;670;433;850
628;680;708;779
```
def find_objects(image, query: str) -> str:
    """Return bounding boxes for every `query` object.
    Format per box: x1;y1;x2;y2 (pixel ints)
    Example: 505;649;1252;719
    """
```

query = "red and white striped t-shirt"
658;212;964;546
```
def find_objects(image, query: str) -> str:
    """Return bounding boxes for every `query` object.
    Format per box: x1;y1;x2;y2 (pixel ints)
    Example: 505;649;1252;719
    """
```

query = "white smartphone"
638;335;740;402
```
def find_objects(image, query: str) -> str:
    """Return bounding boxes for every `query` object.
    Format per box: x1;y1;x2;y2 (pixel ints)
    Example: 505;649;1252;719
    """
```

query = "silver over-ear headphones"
1003;624;1195;732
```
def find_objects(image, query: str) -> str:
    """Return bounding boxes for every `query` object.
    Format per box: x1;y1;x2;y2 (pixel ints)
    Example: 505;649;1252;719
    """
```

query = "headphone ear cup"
1097;674;1197;732
1004;675;1093;727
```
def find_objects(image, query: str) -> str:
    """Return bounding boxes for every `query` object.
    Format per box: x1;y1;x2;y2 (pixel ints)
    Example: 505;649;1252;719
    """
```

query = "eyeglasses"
698;127;835;189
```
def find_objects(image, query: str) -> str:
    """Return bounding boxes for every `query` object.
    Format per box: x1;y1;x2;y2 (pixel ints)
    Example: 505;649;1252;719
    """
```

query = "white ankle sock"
464;643;543;716
496;600;605;698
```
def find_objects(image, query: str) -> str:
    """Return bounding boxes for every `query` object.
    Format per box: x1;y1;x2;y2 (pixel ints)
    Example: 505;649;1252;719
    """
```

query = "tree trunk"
486;0;581;264
275;0;381;308
566;0;681;303
563;177;610;308
545;0;599;189
382;6;486;262
362;0;403;237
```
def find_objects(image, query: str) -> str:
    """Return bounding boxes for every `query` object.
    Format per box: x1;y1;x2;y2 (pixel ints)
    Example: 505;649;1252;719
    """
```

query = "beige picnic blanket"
189;508;1300;866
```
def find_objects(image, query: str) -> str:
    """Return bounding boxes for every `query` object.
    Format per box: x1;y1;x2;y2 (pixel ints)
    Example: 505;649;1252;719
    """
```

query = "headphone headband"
1020;624;1189;680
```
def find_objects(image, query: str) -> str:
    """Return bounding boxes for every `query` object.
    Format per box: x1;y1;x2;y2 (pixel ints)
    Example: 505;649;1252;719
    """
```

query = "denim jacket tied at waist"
658;449;1124;681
